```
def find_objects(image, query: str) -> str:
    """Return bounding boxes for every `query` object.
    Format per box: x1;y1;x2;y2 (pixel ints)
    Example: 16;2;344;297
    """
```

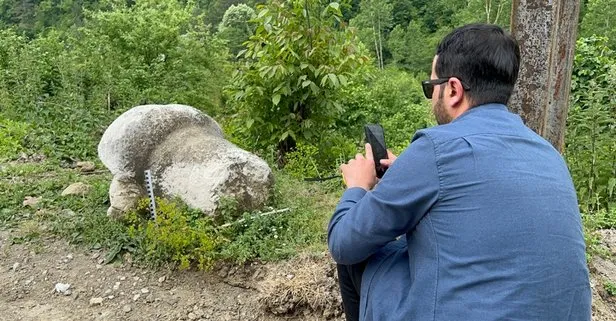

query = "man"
328;24;591;321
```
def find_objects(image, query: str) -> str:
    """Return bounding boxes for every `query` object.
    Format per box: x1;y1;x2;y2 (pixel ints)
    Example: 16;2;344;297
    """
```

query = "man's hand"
379;150;397;168
340;144;378;190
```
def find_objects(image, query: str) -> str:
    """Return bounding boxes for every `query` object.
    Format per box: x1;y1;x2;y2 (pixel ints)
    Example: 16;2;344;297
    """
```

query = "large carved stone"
98;104;273;219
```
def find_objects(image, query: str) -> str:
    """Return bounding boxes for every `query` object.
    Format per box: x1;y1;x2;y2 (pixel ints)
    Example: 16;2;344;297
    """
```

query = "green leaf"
272;94;281;106
309;82;320;94
329;2;340;10
246;119;254;129
609;178;616;197
302;80;311;88
338;74;348;86
257;9;269;19
328;73;339;87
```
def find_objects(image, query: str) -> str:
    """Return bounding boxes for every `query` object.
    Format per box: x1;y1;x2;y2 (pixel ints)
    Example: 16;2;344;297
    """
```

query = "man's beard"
433;97;453;125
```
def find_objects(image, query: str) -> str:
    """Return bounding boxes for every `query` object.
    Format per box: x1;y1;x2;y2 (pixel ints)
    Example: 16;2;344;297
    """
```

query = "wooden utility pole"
509;0;581;152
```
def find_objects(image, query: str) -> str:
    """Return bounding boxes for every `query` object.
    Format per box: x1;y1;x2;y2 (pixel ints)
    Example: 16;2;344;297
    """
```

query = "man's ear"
447;77;465;107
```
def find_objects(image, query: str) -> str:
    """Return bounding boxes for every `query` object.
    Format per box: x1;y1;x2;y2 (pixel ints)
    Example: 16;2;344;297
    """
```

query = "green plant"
227;0;371;157
126;198;219;270
284;143;320;179
217;3;256;58
0;118;30;161
582;212;612;261
566;37;616;212
604;281;616;297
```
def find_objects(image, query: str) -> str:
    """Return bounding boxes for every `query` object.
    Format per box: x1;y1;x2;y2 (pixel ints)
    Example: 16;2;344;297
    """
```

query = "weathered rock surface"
98;104;273;218
61;183;92;196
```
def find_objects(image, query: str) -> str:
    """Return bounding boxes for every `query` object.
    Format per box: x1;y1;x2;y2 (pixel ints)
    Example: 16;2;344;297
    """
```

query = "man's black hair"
436;23;520;107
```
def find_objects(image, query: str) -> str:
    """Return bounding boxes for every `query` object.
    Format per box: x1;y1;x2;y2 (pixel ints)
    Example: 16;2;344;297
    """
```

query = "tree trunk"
509;0;581;152
377;16;384;69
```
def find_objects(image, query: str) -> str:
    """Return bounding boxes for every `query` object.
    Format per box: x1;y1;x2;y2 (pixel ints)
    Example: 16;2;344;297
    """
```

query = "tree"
453;0;511;27
350;0;393;69
73;0;228;113
509;0;581;152
580;0;616;49
228;0;371;159
387;21;443;74
217;3;255;59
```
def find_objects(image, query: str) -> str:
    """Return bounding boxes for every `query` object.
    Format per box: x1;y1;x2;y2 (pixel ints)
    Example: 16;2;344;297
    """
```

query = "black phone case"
364;124;388;178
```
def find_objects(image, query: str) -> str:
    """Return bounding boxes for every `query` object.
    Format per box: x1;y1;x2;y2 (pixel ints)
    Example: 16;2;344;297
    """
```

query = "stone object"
98;104;273;218
22;196;41;207
76;161;96;172
89;297;104;306
61;183;92;196
54;283;71;295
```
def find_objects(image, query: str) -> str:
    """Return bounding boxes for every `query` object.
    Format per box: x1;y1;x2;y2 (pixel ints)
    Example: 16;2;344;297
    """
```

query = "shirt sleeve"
327;132;441;265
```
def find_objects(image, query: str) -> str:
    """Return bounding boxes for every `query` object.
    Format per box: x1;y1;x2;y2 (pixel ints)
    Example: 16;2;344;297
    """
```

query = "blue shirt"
328;104;591;321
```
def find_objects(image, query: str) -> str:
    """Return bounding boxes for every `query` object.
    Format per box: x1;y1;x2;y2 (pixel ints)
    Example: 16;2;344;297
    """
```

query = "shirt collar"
451;103;509;123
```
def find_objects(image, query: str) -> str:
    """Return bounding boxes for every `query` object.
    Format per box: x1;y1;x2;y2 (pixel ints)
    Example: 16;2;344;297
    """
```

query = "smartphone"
364;124;388;178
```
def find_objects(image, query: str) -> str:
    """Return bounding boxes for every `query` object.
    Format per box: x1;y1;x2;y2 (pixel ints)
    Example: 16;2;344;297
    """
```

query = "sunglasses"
421;77;470;99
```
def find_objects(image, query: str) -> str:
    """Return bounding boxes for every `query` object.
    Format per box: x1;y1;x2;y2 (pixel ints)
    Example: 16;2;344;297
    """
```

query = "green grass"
582;210;616;261
604;280;616;297
0;160;341;269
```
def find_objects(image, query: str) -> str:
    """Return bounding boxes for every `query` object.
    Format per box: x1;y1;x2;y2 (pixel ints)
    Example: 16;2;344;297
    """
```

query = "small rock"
163;296;180;306
107;295;114;300
120;276;126;281
22;196;41;208
61;182;92;197
113;282;120;290
123;305;132;313
145;294;154;303
91;252;101;260
193;309;205;318
89;297;104;306
76;161;96;172
104;289;112;295
286;274;294;279
158;276;166;283
66;254;73;260
188;313;197;320
54;283;71;294
61;209;75;216
140;288;149;294
133;294;141;301
12;263;20;271
96;264;102;269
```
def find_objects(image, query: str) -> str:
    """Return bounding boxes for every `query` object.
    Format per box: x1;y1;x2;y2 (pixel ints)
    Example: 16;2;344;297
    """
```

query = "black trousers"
337;262;367;321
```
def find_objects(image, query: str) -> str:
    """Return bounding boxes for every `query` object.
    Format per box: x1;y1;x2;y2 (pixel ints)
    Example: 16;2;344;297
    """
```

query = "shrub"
126;198;219;270
0;118;30;161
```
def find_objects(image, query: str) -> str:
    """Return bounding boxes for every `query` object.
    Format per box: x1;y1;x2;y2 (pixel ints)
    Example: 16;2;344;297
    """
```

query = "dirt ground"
1;229;615;321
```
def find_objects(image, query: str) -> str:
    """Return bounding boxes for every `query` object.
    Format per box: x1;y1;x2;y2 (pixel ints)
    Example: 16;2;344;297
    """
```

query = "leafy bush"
126;198;219;270
0;118;30;161
227;0;371;157
566;37;616;212
217;3;255;58
338;68;433;154
0;0;230;161
605;281;616;297
284;143;321;179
